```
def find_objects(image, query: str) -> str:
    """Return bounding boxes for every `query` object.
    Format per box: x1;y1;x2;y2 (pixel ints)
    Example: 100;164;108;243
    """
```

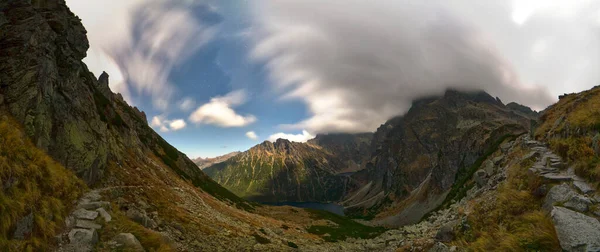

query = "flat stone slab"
79;201;111;210
551;207;600;252
573;181;595;195
542;174;573;182
75;219;102;230
73;209;98;220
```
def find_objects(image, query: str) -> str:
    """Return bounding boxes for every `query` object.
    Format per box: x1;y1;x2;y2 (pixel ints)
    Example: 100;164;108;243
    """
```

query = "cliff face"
307;133;373;173
343;90;533;225
204;139;361;202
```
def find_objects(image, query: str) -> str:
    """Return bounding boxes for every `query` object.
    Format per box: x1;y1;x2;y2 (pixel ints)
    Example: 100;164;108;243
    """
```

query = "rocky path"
55;189;144;252
523;138;600;252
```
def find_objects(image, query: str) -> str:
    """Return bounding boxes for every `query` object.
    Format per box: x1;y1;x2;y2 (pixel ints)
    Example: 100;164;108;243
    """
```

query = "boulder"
544;184;576;211
429;242;450;252
68;228;99;245
483;161;495;177
112;233;145;252
127;208;157;228
474;170;487;187
73;208;98;220
551;207;600;252
435;220;459;242
492;155;504;165
12;212;33;240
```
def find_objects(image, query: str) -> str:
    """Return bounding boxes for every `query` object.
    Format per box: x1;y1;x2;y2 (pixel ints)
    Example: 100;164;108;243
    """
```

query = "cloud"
150;116;187;132
250;0;599;134
178;97;196;111
68;0;219;110
268;130;314;143
245;131;258;140
169;119;187;131
189;90;257;127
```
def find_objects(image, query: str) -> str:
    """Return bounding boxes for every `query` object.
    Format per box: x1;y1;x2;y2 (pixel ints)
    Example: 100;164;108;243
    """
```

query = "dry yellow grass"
0;117;86;251
453;147;560;251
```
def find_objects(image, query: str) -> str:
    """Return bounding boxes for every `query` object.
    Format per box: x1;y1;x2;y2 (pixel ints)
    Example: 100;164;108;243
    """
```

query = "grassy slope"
0;117;86;251
535;86;600;188
454;145;560;251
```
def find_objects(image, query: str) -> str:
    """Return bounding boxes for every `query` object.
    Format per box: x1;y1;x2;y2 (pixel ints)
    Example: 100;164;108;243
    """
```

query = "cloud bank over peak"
250;0;598;134
189;90;257;127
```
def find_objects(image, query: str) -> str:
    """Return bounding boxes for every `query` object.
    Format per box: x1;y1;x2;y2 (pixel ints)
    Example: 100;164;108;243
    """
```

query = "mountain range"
1;1;599;251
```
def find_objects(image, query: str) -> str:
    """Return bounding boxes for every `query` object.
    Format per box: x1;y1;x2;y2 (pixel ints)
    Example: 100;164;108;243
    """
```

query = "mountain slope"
204;139;360;202
1;1;373;250
343;90;534;226
193;151;241;169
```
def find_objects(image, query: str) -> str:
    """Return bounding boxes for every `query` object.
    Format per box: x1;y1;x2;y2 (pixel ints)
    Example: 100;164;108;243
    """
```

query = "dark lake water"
263;202;345;216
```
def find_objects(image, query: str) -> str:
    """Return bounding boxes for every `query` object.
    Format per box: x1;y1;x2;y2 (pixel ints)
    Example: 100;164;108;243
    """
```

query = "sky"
67;0;600;158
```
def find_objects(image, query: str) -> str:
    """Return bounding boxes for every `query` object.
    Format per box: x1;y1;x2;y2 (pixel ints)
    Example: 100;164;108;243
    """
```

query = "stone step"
75;219;102;230
78;201;111;210
541;174;573;182
73;208;98;220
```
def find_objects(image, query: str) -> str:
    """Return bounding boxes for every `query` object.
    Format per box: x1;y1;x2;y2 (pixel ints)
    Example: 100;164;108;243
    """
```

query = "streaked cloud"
69;0;219;110
189;90;257;127
178;97;196;111
250;0;598;134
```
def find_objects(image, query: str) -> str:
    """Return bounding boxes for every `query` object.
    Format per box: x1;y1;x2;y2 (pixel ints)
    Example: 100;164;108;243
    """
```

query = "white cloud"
245;131;258;140
178;97;196;111
189;90;257;127
268;130;314;143
251;0;598;134
150;115;187;132
169;119;187;131
68;0;219;110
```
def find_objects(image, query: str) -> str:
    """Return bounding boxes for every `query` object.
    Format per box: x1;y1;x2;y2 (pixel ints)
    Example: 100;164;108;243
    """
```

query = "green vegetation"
454;147;560;251
252;233;271;244
287;241;299;248
0;118;86;250
305;209;385;242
